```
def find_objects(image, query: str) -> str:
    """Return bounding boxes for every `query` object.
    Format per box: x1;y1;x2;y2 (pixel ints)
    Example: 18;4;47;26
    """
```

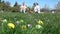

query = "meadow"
0;12;60;34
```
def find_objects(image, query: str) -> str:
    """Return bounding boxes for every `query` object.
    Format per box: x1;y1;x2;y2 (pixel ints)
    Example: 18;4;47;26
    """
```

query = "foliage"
0;1;11;11
0;12;60;34
12;2;20;12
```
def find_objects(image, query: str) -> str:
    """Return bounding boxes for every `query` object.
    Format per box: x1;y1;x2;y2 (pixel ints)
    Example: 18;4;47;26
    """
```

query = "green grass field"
0;12;60;34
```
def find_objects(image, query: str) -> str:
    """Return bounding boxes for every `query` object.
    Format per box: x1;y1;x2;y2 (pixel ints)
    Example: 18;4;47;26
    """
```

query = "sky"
3;0;60;9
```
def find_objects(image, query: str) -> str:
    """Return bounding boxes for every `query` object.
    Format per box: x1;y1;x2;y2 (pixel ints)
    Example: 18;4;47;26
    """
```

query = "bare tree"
5;1;10;7
55;2;60;12
0;0;1;3
55;2;60;10
41;4;50;12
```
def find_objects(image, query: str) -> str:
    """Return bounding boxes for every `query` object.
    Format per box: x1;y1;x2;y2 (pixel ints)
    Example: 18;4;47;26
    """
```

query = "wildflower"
36;25;42;29
21;25;27;30
20;19;24;23
7;23;15;29
37;20;43;25
27;24;32;28
2;19;7;23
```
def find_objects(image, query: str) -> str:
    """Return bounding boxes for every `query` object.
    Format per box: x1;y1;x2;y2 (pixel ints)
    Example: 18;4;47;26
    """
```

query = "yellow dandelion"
21;25;27;30
38;20;43;25
7;23;15;29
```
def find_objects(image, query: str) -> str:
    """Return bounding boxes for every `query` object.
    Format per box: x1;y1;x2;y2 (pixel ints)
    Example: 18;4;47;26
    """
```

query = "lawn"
0;12;60;34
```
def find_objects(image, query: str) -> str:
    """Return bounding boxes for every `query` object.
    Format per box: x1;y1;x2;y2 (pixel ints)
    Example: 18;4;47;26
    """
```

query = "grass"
0;12;60;34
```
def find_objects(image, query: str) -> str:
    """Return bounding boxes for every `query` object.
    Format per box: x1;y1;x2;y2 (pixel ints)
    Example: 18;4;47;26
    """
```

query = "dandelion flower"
38;20;43;25
7;23;15;29
21;25;27;30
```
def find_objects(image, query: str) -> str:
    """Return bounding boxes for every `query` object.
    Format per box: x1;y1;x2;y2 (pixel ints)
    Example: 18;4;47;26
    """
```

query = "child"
20;3;27;13
34;3;40;13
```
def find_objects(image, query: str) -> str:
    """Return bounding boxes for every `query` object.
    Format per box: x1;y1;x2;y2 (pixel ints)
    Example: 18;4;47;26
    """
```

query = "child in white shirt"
34;3;40;13
20;3;27;13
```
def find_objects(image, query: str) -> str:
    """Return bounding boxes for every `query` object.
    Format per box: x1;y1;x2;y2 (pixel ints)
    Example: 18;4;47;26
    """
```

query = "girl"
34;3;40;13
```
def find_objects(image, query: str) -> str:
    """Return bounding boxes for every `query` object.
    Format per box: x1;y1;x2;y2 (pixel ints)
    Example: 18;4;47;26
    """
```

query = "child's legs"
37;8;40;13
38;10;40;13
20;9;23;12
23;9;26;13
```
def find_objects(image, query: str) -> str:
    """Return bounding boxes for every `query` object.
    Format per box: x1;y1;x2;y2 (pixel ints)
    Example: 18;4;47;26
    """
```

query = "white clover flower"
36;25;42;29
28;24;31;27
3;19;7;23
27;24;32;28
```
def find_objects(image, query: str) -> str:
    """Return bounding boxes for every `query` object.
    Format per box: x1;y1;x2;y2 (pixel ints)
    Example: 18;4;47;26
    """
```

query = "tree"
0;0;5;10
0;0;1;3
5;1;10;7
0;0;12;11
5;1;11;11
55;2;60;11
0;0;1;9
41;4;50;12
14;2;18;7
12;2;20;12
